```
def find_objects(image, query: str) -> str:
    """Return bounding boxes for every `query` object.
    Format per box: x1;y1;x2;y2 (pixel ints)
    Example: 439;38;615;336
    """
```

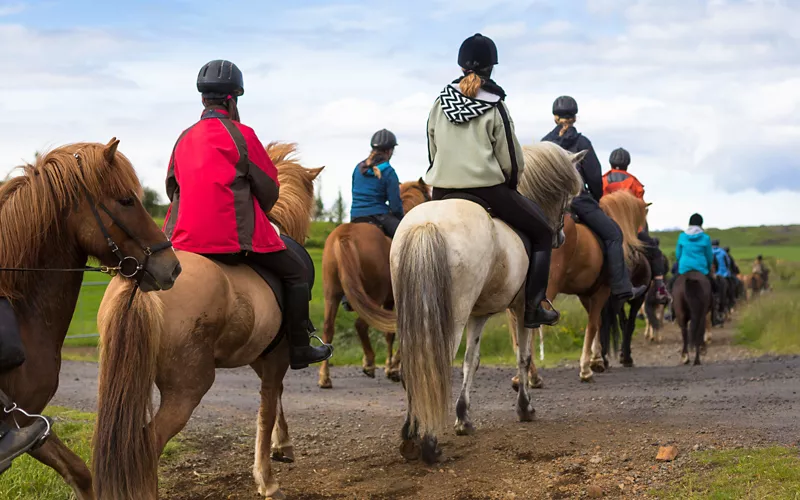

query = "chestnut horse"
511;190;647;384
92;143;320;500
0;140;180;499
319;178;430;388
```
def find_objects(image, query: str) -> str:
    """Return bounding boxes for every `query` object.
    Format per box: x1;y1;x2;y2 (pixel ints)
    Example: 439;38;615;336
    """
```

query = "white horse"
391;142;583;463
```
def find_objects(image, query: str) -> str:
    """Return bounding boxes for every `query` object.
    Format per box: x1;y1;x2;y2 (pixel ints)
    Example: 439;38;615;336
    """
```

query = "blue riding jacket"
350;160;404;220
676;227;714;276
712;246;731;278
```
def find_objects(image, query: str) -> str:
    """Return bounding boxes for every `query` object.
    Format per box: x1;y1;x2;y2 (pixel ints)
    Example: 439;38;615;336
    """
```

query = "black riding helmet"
689;213;704;227
370;129;398;150
197;60;244;99
458;33;498;77
553;95;578;118
712;239;721;246
609;148;631;169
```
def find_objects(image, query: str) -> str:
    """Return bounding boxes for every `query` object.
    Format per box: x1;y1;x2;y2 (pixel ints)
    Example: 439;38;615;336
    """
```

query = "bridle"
0;152;173;297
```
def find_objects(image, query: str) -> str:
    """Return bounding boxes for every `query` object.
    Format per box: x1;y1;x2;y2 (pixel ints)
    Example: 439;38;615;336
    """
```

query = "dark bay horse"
319;179;430;388
0;139;180;498
672;271;712;365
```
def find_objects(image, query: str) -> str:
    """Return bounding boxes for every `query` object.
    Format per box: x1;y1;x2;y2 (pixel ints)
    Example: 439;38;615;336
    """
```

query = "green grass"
653;225;800;251
0;406;183;500
736;290;800;355
655;446;800;499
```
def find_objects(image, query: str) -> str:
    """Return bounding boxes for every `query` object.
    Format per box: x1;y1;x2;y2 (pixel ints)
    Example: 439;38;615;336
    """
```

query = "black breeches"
432;184;553;250
638;231;665;277
242;246;310;288
352;213;401;238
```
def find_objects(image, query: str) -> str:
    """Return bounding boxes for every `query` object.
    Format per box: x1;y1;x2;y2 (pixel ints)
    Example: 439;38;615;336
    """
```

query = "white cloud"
0;2;25;17
537;20;573;36
481;21;527;39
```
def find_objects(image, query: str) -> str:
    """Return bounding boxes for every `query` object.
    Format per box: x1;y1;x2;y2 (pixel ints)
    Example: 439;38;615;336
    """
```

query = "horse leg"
508;309;521;391
355;317;376;378
252;351;289;499
29;432;94;500
384;331;401;382
529;327;545;389
680;319;690;365
319;292;339;389
455;315;489;435
510;305;535;422
270;383;294;463
580;293;606;382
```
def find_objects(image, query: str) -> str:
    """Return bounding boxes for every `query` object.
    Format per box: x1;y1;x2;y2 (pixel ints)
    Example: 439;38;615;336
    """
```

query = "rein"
0;152;173;307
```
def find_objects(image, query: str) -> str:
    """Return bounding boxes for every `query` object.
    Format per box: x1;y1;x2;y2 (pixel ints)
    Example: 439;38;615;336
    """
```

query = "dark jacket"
164;108;284;254
542;125;603;202
350;160;404;219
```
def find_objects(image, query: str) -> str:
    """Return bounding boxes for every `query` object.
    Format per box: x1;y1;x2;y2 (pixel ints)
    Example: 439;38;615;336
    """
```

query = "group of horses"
0;137;760;499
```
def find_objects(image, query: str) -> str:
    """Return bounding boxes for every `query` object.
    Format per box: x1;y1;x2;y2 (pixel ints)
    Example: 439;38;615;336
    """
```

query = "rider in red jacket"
164;60;332;369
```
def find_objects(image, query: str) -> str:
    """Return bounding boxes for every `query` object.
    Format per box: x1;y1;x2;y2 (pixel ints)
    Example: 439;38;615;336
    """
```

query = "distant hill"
652;225;800;262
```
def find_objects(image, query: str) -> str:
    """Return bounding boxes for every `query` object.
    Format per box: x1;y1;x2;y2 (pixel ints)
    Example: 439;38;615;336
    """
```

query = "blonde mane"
517;142;583;230
267;142;322;243
599;190;646;266
0;141;140;300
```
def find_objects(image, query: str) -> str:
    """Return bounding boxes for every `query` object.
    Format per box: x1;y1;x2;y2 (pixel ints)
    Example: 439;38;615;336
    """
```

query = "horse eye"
118;197;135;207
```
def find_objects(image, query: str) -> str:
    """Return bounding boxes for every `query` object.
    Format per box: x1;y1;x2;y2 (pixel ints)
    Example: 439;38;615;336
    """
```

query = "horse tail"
396;223;454;438
335;236;396;332
93;281;163;500
644;290;661;330
599;191;644;267
685;276;707;348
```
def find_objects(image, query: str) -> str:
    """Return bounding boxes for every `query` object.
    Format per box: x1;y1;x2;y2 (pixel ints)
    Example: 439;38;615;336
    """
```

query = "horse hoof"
421;438;441;465
511;376;520;393
621;359;634;368
590;362;605;373
693;359;702;366
386;369;402;382
530;376;544;389
580;374;595;383
271;447;295;463
264;489;286;500
318;379;333;389
399;439;421;461
363;367;376;379
517;406;535;422
455;421;476;436
681;355;690;365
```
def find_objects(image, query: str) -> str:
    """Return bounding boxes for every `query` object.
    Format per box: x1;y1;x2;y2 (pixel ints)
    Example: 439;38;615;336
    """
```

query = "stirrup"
3;402;52;445
310;334;334;356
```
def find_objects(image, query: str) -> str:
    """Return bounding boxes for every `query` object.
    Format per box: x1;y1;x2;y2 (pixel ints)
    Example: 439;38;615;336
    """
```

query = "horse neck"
17;233;87;349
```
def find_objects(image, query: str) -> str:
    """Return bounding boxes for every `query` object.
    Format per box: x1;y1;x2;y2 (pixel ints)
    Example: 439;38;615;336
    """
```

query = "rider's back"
677;229;713;275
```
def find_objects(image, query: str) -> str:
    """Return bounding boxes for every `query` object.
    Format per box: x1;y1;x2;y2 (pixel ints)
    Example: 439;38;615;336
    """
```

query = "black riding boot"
523;248;560;329
0;298;25;373
606;240;647;302
287;284;333;370
0;389;51;474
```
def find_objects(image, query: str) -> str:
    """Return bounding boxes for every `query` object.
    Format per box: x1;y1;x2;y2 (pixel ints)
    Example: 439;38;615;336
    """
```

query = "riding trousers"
351;213;401;239
571;192;632;296
432;184;553;308
638;231;665;277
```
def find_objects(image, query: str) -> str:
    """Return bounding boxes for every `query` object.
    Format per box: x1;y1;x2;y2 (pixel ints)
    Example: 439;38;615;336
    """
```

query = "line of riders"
0;33;773;477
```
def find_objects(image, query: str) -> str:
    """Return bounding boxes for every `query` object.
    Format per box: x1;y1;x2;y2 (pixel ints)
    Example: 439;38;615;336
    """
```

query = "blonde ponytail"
459;73;482;98
555;115;576;136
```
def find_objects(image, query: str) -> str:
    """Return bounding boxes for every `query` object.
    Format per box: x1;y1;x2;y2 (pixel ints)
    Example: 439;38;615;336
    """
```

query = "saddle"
351;216;393;239
440;192;532;258
204;234;315;313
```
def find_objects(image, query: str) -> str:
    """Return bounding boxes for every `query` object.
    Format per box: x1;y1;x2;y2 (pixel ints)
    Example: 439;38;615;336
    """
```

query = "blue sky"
1;0;799;230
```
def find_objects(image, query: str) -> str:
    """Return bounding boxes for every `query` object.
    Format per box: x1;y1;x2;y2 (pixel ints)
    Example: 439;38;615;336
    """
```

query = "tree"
329;188;347;226
313;180;328;222
142;187;165;217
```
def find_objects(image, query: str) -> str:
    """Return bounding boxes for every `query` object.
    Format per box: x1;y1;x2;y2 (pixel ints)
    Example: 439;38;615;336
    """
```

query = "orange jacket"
602;169;645;199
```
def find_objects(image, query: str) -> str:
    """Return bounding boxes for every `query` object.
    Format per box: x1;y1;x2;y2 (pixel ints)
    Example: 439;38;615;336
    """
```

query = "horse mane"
518;142;583;229
267;142;319;243
0;142;141;300
400;179;429;214
599;190;646;266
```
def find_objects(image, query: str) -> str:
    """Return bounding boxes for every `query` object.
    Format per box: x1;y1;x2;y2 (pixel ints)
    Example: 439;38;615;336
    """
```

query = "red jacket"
163;108;285;254
602;169;645;199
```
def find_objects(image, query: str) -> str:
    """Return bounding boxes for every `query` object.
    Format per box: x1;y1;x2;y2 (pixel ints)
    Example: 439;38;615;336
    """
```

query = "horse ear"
645;202;653;208
104;137;120;165
571;150;588;165
307;166;324;180
418;177;427;186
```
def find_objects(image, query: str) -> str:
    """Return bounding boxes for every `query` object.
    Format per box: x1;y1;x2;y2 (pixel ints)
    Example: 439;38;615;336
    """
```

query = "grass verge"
0;406;183;500
735;290;800;355
655;446;800;499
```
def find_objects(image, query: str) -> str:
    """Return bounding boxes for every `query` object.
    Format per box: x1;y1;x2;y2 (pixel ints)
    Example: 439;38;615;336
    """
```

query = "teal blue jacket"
676;227;714;275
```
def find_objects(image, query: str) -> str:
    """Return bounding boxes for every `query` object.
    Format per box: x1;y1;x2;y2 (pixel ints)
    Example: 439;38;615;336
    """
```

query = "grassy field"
655;446;800;499
62;222;800;366
0;407;183;500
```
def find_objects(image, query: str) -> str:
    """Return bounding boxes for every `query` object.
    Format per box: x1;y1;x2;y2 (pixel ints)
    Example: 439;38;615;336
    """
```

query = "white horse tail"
397;222;454;438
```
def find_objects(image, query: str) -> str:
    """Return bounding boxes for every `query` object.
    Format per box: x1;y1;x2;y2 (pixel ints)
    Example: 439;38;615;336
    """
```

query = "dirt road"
55;322;799;499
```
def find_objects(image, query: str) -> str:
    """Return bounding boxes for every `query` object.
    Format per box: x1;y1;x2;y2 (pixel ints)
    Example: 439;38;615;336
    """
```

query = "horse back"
323;222;392;299
158;251;282;368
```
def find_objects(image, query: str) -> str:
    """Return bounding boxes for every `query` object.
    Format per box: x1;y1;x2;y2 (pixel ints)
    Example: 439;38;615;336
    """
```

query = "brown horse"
92;143;321;500
318;179;430;388
511;190;646;384
0;140;180;499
